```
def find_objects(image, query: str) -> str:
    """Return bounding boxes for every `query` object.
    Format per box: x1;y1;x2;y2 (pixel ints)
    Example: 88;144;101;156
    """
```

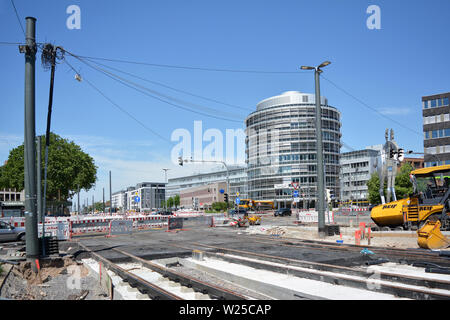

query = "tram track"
238;233;450;267
77;243;247;300
167;241;450;300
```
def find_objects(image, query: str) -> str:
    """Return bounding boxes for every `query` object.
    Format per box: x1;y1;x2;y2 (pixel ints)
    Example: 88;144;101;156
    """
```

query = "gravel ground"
0;257;109;300
168;262;275;300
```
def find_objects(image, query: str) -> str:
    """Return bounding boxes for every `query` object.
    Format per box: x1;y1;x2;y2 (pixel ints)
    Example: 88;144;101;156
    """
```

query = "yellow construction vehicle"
370;165;450;249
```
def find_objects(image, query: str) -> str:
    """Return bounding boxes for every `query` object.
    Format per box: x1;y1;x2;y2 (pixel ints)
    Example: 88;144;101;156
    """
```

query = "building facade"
112;182;165;212
245;91;341;208
423;92;450;167
401;157;424;170
166;166;247;203
179;182;227;209
339;148;379;202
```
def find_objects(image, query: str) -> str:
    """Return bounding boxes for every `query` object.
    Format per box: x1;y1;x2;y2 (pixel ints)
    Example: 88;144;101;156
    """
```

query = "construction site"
1;207;449;301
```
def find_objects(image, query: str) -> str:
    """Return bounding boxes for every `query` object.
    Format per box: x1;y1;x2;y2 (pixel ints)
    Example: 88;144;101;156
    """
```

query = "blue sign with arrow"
235;197;240;205
134;196;140;203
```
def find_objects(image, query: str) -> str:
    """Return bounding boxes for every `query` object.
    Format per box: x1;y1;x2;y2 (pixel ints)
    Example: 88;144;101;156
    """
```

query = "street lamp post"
301;61;331;237
162;168;170;209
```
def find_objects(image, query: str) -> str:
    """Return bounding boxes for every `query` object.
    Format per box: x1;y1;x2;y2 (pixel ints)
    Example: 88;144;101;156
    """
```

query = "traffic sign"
293;190;299;197
219;189;225;194
235;197;240;205
134;196;140;203
236;192;240;197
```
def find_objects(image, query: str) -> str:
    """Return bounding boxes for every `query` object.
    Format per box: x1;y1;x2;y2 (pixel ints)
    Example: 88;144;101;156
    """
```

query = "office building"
339;148;379;202
245;91;341;208
422;92;450;167
166;166;247;202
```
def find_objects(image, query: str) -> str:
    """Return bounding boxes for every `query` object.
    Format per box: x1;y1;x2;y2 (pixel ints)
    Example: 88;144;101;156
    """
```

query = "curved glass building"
245;91;341;209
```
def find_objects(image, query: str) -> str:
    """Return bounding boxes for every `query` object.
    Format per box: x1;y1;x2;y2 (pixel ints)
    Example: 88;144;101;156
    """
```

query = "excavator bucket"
417;220;450;250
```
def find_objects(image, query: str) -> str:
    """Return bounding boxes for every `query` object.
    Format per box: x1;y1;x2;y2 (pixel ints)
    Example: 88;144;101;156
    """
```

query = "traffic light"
178;156;183;166
326;189;331;203
398;148;404;162
224;193;229;203
389;148;396;159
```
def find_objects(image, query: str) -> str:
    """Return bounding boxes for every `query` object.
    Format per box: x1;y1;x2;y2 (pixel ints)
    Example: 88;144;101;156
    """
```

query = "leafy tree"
394;162;414;199
366;163;413;205
212;202;228;212
0;132;97;202
174;194;180;208
167;197;174;208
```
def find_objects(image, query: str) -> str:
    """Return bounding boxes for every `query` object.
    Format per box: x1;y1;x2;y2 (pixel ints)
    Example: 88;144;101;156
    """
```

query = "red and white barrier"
296;210;334;224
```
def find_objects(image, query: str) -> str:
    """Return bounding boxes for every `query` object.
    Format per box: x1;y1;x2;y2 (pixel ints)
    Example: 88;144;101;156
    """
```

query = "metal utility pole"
301;61;331;237
103;187;105;213
162;168;170;209
109;171;112;214
20;17;39;260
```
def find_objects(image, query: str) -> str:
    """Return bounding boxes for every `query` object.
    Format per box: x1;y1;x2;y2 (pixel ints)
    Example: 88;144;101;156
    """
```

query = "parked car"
274;208;292;217
0;221;26;242
228;208;248;216
156;210;173;216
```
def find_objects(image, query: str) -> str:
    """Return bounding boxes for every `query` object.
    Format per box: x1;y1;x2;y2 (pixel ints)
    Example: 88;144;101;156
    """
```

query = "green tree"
174;194;180;208
366;163;414;205
167;197;174;208
0;132;97;202
211;202;228;212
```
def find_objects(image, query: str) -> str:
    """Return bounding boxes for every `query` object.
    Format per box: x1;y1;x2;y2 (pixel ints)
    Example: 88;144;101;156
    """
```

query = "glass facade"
245;91;341;208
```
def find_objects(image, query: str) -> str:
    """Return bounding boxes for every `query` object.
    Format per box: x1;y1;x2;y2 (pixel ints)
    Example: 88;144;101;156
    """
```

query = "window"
431;100;437;108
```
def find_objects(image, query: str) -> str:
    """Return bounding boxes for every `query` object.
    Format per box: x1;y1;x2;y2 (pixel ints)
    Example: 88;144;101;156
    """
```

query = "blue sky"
1;0;450;205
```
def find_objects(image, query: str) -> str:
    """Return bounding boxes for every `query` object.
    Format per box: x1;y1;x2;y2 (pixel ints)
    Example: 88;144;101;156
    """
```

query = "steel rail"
238;234;450;266
180;242;450;300
111;248;247;300
78;243;183;300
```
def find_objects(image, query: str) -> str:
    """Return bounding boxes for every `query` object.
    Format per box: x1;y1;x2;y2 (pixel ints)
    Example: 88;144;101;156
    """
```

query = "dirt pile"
13;257;89;286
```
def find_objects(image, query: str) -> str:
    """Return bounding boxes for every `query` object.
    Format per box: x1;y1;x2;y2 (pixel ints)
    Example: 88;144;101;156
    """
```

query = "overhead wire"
10;0;25;37
62;58;175;144
63;49;245;123
82;57;254;112
321;75;422;137
74;54;304;74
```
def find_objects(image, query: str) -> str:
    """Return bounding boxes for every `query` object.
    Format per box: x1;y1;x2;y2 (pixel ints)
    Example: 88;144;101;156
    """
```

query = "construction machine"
370;165;450;249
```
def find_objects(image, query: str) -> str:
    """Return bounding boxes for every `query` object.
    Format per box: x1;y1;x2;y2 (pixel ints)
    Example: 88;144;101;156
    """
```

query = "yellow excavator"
370;165;450;249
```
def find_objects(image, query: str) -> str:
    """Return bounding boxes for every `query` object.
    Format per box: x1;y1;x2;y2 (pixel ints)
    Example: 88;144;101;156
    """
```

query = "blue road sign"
219;189;225;194
235;197;240;205
134;196;140;203
293;190;299;197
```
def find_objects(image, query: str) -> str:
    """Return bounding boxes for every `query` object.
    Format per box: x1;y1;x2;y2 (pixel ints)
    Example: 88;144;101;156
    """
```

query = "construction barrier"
38;222;70;240
296;210;334;224
167;217;184;230
167;216;213;231
108;220;133;236
129;215;168;229
69;219;111;237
